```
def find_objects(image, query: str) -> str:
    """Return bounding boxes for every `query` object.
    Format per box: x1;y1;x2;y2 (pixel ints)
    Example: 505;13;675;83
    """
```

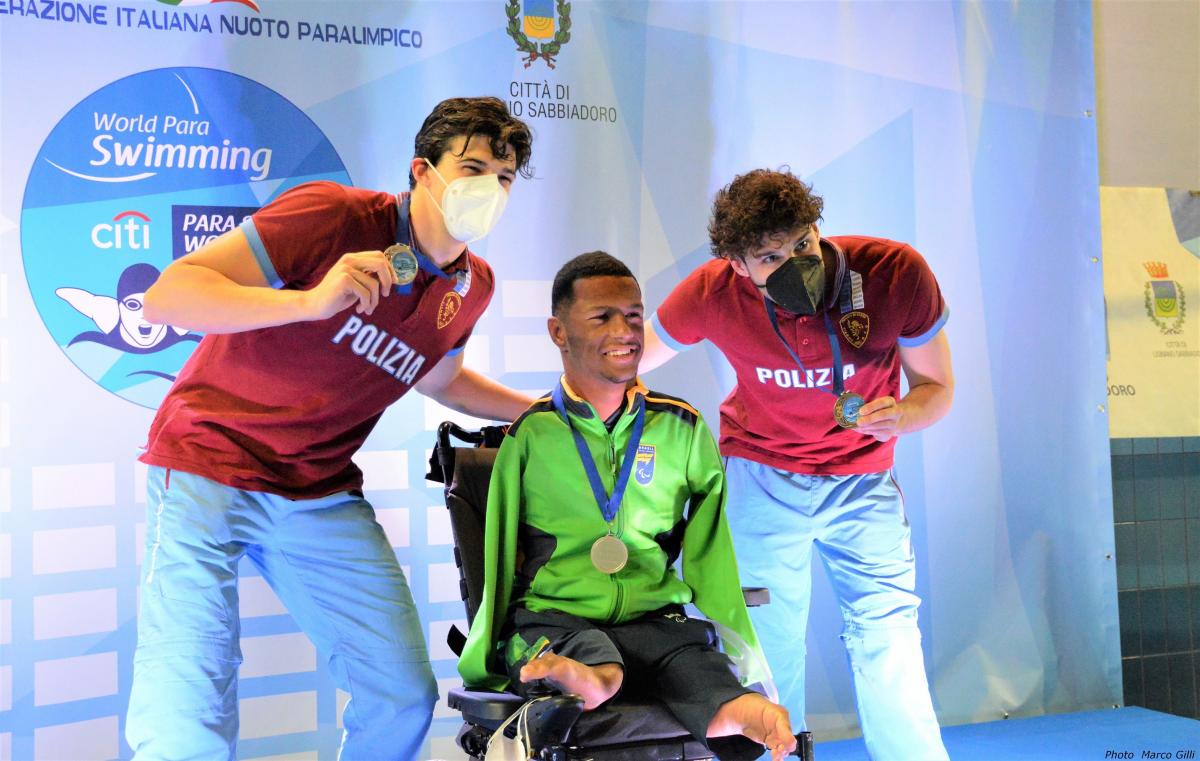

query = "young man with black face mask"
126;97;534;761
640;169;954;761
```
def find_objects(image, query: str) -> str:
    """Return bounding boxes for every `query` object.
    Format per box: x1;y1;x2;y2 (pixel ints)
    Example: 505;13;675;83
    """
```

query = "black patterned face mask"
765;255;825;315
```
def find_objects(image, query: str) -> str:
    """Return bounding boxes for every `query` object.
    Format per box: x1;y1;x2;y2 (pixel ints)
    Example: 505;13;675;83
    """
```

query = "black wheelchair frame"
426;421;815;761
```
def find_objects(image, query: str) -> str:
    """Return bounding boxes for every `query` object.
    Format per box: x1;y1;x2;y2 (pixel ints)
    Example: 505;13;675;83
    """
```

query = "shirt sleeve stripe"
444;346;464;357
644;396;700;425
898;306;949;347
650;312;692;353
240;218;284;289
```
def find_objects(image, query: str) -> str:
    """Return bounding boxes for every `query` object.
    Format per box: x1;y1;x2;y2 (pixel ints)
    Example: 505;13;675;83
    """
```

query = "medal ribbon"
551;384;646;523
384;195;469;335
764;299;848;398
394;193;453;281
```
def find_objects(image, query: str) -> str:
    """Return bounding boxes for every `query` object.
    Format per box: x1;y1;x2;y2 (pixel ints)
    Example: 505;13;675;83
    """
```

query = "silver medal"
385;243;419;285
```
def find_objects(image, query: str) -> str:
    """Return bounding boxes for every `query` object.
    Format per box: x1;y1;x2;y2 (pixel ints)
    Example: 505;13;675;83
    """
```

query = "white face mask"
423;159;509;243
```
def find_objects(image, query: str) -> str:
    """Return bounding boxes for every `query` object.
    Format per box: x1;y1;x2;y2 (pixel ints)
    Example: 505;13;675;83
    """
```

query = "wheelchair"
426;421;816;761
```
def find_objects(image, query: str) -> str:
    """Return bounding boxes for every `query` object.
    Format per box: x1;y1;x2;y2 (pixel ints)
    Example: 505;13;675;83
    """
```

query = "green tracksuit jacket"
458;377;765;691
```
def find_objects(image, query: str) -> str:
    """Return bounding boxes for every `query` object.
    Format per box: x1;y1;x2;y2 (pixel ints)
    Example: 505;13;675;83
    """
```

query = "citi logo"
92;210;151;250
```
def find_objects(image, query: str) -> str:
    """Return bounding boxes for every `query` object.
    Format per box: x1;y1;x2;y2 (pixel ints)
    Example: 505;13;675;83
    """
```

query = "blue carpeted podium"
814;708;1199;760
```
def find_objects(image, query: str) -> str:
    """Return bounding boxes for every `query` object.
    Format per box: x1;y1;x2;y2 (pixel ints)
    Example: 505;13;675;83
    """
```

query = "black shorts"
503;605;755;751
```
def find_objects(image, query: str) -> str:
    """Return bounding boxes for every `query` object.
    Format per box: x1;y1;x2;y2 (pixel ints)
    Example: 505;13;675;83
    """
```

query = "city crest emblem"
1143;261;1186;335
634;444;655;486
505;0;572;69
839;311;870;348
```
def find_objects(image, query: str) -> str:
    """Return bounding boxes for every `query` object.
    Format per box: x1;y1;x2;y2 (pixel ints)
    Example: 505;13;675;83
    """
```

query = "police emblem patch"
634;444;655;485
839;311;870;348
437;292;462;330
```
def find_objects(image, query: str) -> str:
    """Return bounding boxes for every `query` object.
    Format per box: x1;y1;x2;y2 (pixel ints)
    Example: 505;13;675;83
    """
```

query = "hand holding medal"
849;396;903;442
303;249;399;320
764;299;870;432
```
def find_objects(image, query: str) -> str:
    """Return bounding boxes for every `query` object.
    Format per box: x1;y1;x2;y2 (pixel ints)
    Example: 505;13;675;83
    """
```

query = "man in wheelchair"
458;252;797;759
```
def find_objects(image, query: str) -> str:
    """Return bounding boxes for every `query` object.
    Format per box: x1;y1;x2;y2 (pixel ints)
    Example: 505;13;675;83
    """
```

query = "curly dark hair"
708;169;824;259
408;96;534;188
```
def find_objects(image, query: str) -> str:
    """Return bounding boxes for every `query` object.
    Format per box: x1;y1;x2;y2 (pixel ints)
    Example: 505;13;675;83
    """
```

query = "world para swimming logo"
22;67;350;408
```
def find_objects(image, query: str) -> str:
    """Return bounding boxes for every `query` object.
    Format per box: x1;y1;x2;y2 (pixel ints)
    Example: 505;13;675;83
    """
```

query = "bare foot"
707;693;796;761
518;653;623;710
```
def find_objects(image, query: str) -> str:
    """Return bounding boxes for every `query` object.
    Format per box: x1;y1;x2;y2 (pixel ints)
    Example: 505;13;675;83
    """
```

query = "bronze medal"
834;391;865;429
385;243;418;285
590;533;629;574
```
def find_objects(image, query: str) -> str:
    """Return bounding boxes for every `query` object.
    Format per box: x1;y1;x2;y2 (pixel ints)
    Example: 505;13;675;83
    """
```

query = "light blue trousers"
126;467;438;761
724;457;948;761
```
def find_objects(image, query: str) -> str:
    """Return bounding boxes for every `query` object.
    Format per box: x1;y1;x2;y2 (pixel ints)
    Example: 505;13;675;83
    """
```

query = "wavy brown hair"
708;169;824;259
408;97;533;188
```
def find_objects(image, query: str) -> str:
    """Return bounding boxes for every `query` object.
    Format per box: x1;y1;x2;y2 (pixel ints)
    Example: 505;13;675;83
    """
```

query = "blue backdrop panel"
0;1;1115;758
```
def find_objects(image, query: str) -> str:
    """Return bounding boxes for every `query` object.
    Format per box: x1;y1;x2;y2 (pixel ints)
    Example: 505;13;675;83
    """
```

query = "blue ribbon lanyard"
394;194;452;282
551;385;646;524
764;299;846;398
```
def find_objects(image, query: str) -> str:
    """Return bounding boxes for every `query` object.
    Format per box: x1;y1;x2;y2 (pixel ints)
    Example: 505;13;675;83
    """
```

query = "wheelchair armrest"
447;687;527;729
448;686;585;748
742;586;770;607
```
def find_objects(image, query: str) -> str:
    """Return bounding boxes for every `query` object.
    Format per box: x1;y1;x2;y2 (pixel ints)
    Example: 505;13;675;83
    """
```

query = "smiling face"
550;275;644;389
728;224;820;292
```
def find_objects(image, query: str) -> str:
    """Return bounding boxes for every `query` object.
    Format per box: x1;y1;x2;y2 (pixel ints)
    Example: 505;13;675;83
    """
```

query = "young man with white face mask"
126;97;533;761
